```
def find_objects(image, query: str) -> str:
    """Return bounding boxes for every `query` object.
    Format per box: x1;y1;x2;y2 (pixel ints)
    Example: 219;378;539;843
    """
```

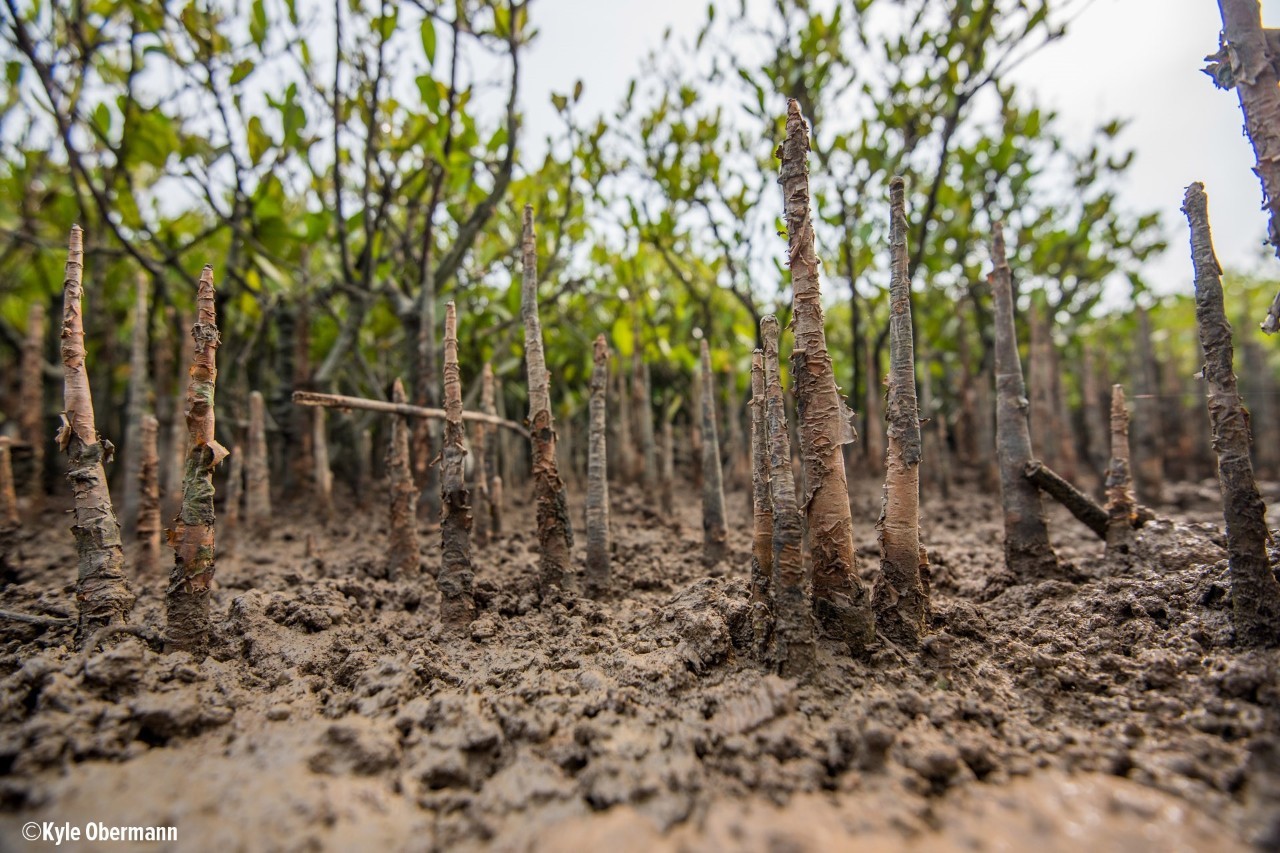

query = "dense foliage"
0;0;1274;468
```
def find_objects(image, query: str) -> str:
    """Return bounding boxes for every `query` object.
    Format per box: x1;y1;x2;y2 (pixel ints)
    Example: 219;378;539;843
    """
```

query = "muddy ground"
0;473;1278;852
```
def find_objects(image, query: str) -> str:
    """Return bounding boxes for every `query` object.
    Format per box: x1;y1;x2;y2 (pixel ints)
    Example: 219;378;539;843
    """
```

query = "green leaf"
255;254;291;290
247;116;271;165
551;93;568;114
91;102;112;138
230;59;254;86
421;18;437;64
572;79;584;103
129;111;179;168
250;0;267;47
377;6;399;42
416;74;442;114
610;315;634;357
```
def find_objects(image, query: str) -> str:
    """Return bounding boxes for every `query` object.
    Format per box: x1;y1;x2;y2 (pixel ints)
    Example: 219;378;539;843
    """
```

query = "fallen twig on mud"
0;609;73;628
80;623;162;674
1025;459;1157;542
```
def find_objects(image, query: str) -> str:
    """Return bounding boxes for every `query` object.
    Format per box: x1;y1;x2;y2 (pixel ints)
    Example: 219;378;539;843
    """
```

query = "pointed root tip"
991;221;1006;261
1182;181;1207;212
523;204;534;225
391;377;407;401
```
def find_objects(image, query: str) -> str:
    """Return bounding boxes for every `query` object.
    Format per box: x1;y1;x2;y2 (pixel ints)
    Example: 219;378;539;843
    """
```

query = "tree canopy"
0;0;1240;451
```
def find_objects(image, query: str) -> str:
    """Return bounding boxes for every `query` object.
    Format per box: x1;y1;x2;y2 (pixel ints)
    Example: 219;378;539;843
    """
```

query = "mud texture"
0;477;1277;851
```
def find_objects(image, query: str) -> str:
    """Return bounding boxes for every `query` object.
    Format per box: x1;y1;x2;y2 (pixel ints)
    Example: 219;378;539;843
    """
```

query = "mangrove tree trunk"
1183;181;1280;646
58;226;135;646
585;334;612;597
779;99;873;651
990;222;1059;581
165;265;228;655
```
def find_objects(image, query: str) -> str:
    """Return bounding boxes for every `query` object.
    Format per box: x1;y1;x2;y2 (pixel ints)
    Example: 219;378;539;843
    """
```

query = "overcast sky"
518;0;1277;304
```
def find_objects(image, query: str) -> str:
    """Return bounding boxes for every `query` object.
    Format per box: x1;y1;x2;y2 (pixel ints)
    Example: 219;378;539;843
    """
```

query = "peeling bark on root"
1212;1;1280;263
166;444;216;654
59;226;135;646
749;349;774;655
585;335;612;598
1183;182;1280;646
778;100;872;652
137;414;162;575
439;302;476;633
522;205;573;596
165;265;228;657
700;340;729;568
990;222;1059;582
1104;385;1138;563
873;176;929;648
414;229;442;524
1263;288;1280;335
762;316;816;677
387;379;420;580
1212;1;1280;335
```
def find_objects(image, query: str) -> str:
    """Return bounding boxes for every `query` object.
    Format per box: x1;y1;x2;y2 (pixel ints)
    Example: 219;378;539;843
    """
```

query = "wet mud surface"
0;476;1277;851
